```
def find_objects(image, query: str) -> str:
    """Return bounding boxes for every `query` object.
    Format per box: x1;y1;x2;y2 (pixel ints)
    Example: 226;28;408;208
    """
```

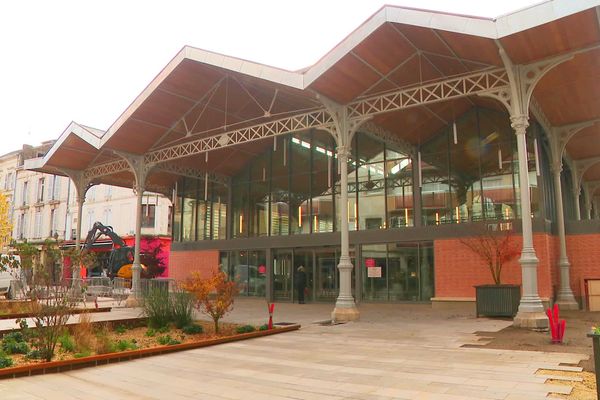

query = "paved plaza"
0;299;588;399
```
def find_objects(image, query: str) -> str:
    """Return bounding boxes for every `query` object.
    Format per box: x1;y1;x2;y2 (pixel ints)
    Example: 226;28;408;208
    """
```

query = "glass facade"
172;106;558;303
362;242;433;302
419;108;545;225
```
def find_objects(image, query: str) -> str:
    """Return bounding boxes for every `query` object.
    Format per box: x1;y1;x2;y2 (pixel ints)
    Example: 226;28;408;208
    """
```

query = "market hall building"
27;1;600;327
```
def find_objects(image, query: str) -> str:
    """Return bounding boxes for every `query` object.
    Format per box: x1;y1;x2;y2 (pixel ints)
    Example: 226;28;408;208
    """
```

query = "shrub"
0;352;13;369
157;335;180;346
58;333;76;353
3;332;24;343
95;327;117;354
259;324;269;331
2;339;29;355
183;270;238;333
157;326;169;334
182;324;203;335
114;325;127;334
26;349;43;359
145;328;156;337
73;350;92;358
116;339;137;352
72;312;95;353
142;288;172;328
171;288;195;329
235;325;255;334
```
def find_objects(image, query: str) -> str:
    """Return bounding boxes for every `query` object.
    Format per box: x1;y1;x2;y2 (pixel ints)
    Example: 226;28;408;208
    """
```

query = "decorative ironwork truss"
81;68;511;181
153;163;229;186
145;109;335;164
347;68;508;119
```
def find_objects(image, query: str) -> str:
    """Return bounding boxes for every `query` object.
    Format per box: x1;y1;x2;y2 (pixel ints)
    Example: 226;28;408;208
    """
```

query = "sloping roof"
27;0;600;194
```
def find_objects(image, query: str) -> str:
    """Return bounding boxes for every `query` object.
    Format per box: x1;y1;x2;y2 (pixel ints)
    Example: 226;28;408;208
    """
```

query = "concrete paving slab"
0;299;589;399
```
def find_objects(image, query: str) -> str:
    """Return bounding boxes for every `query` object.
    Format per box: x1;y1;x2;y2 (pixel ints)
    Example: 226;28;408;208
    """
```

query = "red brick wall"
566;233;600;300
169;250;220;283
434;233;556;300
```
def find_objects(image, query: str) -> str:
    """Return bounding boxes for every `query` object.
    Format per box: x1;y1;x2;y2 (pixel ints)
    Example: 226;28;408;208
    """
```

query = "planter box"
475;284;521;317
0;323;300;379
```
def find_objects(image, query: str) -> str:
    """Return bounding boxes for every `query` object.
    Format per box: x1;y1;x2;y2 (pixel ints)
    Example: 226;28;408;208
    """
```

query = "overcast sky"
0;0;541;155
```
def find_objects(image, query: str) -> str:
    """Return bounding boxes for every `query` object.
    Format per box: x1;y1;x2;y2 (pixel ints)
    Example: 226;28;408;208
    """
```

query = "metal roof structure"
26;0;600;198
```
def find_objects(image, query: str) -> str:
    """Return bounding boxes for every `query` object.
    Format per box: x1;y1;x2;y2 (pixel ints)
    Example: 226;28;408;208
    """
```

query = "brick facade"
434;233;557;301
566;233;600;304
168;249;220;282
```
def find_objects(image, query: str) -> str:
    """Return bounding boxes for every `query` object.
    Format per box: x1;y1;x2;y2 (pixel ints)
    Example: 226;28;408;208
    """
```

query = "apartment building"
0;143;172;245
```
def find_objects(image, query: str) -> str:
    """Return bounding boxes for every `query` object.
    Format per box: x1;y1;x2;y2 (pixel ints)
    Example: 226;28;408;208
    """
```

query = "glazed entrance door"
293;249;314;303
272;249;293;301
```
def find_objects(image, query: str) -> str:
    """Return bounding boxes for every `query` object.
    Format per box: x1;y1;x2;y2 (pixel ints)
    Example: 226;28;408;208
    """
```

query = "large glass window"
357;135;386;230
386;149;413;228
228;249;266;297
181;179;197;241
290;133;312;235
311;132;335;233
271;136;290;236
420;108;519;225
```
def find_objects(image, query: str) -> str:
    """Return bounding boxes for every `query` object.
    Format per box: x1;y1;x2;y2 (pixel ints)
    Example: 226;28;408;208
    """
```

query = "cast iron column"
130;182;144;302
511;115;548;329
552;162;579;309
332;145;359;321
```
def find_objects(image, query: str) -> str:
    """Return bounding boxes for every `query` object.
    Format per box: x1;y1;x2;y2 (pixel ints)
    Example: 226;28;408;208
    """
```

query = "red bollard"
546;304;566;343
268;303;275;330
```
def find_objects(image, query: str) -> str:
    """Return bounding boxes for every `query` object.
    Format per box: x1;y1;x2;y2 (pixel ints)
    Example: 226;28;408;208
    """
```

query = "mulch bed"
0;320;299;379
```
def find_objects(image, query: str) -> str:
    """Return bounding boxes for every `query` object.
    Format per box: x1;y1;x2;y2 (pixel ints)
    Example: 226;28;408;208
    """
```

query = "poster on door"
367;266;382;278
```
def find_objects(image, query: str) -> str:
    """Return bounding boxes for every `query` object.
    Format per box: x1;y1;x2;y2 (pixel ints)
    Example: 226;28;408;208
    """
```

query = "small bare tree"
460;225;520;285
12;240;80;361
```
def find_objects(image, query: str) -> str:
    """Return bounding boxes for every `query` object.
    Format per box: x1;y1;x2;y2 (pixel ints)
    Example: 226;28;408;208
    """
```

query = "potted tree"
461;224;521;317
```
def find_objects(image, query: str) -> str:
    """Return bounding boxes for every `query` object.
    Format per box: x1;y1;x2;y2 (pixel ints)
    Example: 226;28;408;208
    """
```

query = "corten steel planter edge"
474;284;521;318
0;307;112;321
587;332;600;399
0;324;301;379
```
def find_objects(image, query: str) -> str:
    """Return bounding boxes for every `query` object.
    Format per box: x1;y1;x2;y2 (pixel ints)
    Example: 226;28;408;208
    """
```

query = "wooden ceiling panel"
387;54;442;88
423;53;470;77
500;9;600;64
566;126;600;160
436;30;502;66
352;23;416;75
309;53;382;103
534;49;600;125
132;89;193;129
395;24;452;56
105;119;165;154
371;99;473;145
159;60;225;101
583;162;600;181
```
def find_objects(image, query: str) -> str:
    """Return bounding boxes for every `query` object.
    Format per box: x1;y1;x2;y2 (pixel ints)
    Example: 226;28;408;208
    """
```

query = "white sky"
0;0;541;155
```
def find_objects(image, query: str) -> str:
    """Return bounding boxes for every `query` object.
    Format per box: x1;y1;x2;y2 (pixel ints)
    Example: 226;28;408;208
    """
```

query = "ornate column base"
125;263;142;308
513;311;549;330
332;306;360;323
556;262;579;310
125;295;140;308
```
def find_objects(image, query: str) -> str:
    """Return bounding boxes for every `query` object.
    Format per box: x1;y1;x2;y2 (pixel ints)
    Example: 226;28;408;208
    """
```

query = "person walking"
295;266;307;304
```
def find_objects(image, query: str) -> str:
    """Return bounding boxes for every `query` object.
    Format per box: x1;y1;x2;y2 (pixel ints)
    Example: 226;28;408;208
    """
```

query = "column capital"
550;160;563;174
510;115;529;133
336;145;351;159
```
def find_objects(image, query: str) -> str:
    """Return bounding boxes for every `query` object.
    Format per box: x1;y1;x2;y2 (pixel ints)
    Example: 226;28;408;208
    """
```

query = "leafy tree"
183;270;238;333
460;225;520;285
